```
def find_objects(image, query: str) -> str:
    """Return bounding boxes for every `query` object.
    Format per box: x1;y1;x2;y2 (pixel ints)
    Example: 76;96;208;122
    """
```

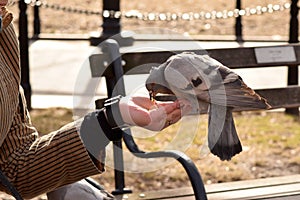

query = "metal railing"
20;0;292;39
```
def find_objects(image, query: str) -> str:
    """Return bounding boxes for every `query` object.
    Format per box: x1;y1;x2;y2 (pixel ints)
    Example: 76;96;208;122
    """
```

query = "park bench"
89;39;300;200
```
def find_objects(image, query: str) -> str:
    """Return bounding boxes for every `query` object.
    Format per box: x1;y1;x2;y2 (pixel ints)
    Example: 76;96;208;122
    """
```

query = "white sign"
254;46;296;64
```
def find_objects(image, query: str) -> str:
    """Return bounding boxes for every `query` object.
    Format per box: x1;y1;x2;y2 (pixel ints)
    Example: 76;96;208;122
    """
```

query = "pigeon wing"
164;52;271;109
164;53;210;98
216;65;271;109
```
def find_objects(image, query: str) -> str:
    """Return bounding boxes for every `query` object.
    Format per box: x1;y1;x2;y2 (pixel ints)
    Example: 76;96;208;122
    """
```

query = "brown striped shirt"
0;23;105;198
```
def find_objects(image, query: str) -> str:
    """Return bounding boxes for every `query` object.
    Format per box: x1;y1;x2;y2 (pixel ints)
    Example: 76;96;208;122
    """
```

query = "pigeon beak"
146;83;156;101
146;84;157;101
146;83;174;98
149;90;155;102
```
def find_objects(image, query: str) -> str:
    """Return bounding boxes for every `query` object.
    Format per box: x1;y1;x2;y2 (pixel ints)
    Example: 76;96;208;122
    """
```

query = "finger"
172;109;182;123
145;108;167;131
167;109;182;123
176;99;192;115
164;103;192;125
177;99;192;109
163;108;182;129
181;103;192;116
157;101;180;114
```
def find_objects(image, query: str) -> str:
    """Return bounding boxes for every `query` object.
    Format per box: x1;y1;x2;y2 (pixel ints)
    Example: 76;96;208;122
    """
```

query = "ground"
1;0;300;199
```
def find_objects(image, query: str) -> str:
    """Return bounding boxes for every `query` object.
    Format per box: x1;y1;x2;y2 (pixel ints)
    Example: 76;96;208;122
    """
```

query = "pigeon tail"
208;105;242;161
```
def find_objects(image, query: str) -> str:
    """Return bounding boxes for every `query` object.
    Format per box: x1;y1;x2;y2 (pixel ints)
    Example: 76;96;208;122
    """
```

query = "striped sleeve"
0;23;20;83
0;23;20;146
0;21;106;199
13;124;104;198
0;65;19;146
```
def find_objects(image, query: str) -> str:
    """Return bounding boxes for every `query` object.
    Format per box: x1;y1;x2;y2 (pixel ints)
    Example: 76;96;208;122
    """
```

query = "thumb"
143;106;168;131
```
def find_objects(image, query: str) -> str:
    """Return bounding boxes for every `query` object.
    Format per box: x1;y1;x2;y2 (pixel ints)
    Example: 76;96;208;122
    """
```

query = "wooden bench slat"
119;44;300;74
205;174;300;193
207;182;300;200
208;45;300;68
119;175;300;200
155;86;300;113
90;44;300;76
256;86;300;109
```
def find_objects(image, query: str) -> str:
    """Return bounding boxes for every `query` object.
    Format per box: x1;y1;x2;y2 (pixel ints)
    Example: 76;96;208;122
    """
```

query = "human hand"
0;6;13;31
119;96;191;131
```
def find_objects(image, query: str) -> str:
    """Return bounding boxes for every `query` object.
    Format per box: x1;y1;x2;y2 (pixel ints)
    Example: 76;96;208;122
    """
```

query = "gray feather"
208;104;242;161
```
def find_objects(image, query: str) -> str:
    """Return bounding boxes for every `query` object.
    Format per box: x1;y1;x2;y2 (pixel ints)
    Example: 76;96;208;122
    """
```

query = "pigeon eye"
191;77;202;87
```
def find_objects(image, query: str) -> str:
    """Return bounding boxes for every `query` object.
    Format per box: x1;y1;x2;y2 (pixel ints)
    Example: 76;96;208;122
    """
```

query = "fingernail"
176;101;182;109
179;101;186;109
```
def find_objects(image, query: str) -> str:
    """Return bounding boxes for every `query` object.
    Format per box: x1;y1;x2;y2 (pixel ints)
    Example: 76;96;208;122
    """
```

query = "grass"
30;107;74;135
29;108;300;192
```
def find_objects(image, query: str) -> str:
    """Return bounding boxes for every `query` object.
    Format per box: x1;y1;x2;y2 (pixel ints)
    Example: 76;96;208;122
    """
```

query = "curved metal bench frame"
95;39;207;200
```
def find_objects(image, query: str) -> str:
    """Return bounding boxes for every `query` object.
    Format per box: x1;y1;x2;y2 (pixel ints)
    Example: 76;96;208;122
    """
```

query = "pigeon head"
146;63;174;99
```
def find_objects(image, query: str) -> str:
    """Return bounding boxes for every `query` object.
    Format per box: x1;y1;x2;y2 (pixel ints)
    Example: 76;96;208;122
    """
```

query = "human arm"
79;95;191;156
0;8;20;146
0;70;19;146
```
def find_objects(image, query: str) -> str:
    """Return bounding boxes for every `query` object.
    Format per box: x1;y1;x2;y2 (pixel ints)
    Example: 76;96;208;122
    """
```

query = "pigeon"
145;52;271;161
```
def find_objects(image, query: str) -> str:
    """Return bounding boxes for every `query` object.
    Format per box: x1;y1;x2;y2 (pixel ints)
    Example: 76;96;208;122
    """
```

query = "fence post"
235;0;243;42
33;4;41;38
19;0;32;110
90;0;121;46
102;0;121;37
286;0;299;116
90;0;133;46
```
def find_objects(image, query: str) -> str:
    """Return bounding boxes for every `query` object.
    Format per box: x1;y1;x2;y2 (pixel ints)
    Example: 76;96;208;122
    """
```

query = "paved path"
29;38;297;109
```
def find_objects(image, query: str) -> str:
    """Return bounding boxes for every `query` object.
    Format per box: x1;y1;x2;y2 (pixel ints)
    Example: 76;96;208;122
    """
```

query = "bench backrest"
90;44;300;111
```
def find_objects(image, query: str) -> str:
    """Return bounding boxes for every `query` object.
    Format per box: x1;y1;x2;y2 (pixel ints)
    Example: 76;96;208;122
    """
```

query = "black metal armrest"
95;39;207;200
123;130;207;200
